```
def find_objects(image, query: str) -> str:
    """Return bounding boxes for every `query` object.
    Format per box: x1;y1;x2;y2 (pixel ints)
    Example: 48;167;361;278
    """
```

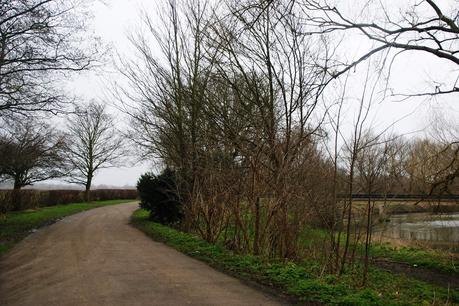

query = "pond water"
374;212;459;243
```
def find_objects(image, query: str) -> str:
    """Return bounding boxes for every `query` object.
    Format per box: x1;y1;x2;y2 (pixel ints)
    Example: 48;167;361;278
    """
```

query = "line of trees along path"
116;0;459;284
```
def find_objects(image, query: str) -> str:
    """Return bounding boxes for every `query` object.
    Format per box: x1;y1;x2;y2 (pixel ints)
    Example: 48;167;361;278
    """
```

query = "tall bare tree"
117;0;336;259
207;0;333;258
115;0;222;228
355;133;392;284
301;0;459;96
66;102;124;200
0;0;99;117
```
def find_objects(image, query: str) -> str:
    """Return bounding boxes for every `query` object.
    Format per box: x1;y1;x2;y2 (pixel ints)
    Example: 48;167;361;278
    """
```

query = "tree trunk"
363;191;372;285
85;175;92;202
253;197;261;255
340;157;355;274
12;179;22;211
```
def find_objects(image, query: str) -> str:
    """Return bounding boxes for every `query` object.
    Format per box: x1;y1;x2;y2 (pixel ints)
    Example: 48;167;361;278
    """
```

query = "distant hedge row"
0;189;138;213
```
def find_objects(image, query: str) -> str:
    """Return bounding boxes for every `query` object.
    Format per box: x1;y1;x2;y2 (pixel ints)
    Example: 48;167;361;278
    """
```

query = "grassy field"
0;199;135;256
131;209;458;305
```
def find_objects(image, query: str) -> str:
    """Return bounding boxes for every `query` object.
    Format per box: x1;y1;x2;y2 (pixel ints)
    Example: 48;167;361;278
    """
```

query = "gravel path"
0;202;284;306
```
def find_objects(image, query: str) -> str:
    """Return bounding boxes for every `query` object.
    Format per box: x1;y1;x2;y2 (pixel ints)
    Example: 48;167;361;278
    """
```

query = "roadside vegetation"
132;209;458;305
368;244;458;275
1;0;458;304
296;224;458;275
0;199;134;256
118;0;459;292
133;167;457;304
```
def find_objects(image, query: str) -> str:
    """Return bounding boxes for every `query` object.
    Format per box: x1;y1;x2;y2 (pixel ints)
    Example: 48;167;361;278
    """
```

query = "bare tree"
382;137;410;195
0;119;66;209
114;0;224;230
405;137;459;196
355;133;391;284
208;0;333;258
65;102;124;201
334;62;378;275
118;0;335;259
0;0;99;118
427;110;459;196
300;0;459;96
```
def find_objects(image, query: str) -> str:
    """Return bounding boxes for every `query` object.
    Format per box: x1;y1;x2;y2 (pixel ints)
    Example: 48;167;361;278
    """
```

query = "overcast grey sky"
64;0;459;187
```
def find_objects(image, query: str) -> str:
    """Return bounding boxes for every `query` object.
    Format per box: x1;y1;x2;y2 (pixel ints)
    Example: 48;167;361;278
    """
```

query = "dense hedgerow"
0;189;137;213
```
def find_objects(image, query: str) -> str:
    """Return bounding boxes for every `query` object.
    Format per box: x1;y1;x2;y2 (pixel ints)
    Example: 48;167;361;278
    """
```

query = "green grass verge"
299;226;458;275
368;243;458;274
131;209;458;306
0;199;135;256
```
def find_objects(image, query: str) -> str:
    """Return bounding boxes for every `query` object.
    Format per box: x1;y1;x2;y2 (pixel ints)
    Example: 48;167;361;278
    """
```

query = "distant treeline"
0;189;138;213
344;194;459;200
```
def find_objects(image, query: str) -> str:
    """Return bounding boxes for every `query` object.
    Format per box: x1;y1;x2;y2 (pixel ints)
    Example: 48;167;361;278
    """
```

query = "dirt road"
0;202;284;306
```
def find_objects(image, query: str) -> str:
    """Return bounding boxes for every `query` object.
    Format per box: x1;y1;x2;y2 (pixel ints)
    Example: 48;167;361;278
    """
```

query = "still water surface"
375;212;459;243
